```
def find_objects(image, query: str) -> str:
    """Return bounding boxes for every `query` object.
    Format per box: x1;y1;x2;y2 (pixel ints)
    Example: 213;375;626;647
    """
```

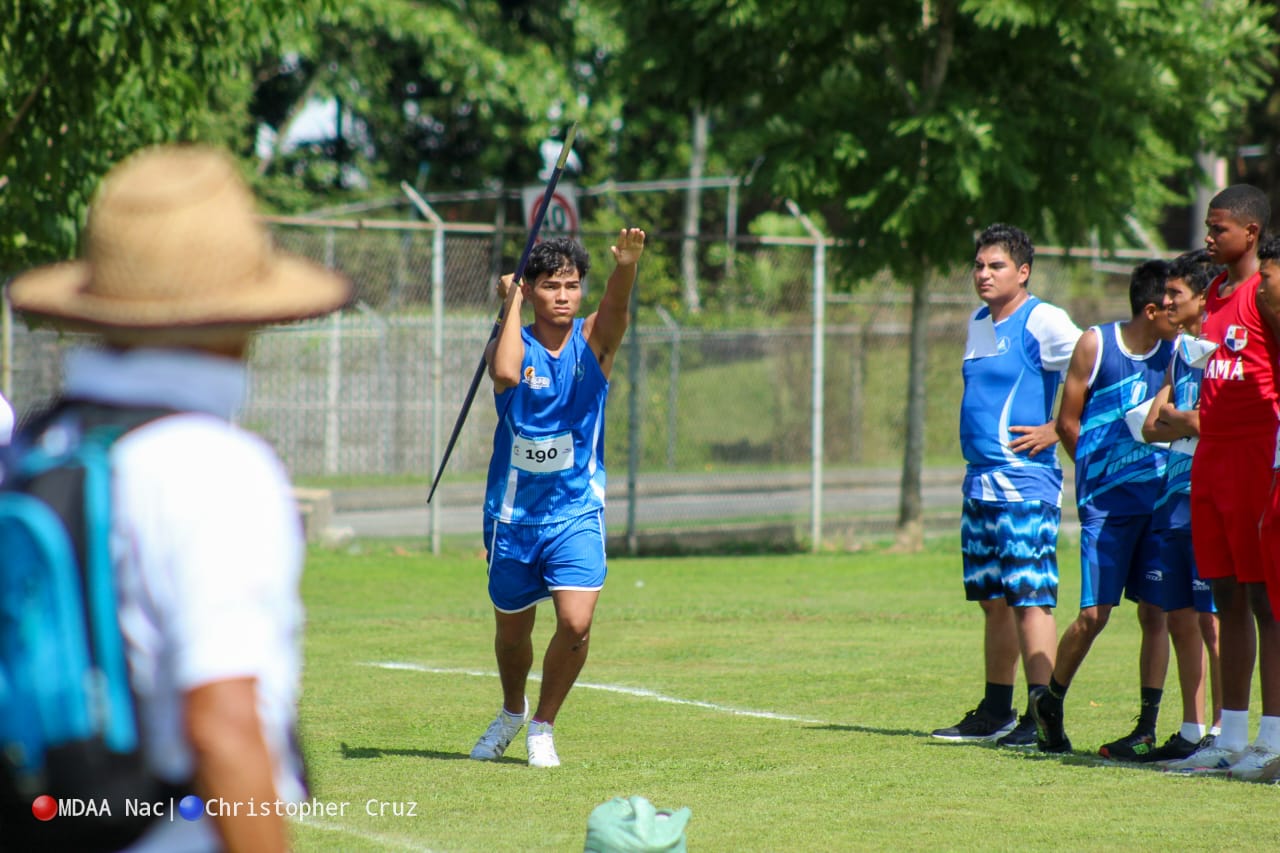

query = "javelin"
426;123;578;504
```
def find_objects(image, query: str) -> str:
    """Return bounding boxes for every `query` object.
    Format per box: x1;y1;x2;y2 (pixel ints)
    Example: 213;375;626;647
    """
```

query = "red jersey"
1199;271;1280;439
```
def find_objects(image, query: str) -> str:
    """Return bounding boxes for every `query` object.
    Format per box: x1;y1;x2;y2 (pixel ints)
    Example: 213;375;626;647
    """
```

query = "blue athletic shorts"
484;510;607;613
1155;526;1217;614
961;498;1059;607
1078;511;1163;608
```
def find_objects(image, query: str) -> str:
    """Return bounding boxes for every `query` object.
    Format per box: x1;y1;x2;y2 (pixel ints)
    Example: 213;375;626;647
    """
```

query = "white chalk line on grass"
294;817;442;853
366;661;837;726
316;661;837;849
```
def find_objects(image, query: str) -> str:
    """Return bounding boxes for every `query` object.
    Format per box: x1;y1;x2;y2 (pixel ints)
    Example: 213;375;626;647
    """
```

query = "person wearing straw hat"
8;143;350;852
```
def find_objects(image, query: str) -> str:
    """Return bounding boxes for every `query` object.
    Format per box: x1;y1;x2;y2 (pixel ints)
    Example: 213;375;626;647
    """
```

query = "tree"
614;0;1276;547
1;1;317;272
249;0;630;205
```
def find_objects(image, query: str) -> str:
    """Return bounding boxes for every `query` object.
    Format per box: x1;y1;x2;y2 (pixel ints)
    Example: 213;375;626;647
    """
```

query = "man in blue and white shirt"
933;223;1081;746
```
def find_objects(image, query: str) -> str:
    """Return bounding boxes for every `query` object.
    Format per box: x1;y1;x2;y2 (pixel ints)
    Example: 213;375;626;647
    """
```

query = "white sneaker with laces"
470;698;528;761
527;720;560;768
1163;742;1242;774
1226;744;1280;781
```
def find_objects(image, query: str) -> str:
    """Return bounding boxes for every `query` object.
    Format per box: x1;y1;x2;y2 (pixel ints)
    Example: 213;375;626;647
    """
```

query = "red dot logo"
31;795;57;821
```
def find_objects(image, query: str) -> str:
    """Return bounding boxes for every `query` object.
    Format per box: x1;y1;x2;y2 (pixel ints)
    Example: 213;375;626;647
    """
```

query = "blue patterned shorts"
961;498;1060;607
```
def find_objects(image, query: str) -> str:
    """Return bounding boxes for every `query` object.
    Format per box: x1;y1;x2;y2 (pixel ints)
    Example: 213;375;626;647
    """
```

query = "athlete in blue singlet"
1139;249;1223;763
1031;259;1177;755
469;229;646;769
933;223;1082;748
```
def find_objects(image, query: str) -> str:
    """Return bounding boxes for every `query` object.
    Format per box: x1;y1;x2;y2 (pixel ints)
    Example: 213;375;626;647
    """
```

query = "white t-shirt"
62;347;305;853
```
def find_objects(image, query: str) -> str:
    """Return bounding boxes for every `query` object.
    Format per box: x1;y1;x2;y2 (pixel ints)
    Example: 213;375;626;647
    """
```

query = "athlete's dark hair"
1258;234;1280;265
1129;259;1171;316
525;237;590;283
1209;184;1271;231
975;222;1034;273
1168;248;1220;295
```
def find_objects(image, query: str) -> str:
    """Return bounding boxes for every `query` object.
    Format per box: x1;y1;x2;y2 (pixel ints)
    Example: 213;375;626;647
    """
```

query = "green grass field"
292;535;1276;852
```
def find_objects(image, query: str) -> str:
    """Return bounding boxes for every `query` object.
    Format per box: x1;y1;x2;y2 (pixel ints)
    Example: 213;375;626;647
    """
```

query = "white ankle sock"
1254;715;1280;752
1218;709;1249;752
1179;722;1205;743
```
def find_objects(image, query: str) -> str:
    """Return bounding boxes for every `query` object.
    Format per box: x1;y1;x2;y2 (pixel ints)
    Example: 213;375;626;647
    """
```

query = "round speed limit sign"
522;185;579;237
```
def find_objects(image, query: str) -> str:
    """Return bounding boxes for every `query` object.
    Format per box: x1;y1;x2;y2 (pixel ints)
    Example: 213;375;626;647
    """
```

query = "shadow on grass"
340;742;516;763
803;724;1084;764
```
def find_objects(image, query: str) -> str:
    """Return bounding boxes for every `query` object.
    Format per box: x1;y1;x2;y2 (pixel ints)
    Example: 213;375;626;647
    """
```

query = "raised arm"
1055;327;1098;461
584;228;646;378
487;273;525;392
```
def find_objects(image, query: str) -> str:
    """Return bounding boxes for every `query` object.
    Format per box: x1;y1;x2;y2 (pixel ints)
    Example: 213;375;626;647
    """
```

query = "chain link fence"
2;209;1142;551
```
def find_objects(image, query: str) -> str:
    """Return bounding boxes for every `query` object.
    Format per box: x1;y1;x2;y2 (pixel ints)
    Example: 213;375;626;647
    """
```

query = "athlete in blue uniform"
1139;250;1223;763
470;229;646;768
933;223;1081;747
1031;259;1176;754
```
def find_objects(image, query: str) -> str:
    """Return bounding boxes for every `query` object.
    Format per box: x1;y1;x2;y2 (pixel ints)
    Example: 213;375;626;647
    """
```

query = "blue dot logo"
178;795;204;822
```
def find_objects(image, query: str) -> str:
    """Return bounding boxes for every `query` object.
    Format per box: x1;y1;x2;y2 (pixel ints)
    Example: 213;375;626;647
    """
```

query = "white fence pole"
324;229;341;476
786;200;826;552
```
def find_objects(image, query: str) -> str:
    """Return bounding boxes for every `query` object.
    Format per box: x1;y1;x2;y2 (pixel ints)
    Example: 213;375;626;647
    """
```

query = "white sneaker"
527;720;560;768
1163;742;1242;774
470;698;528;761
1226;744;1280;781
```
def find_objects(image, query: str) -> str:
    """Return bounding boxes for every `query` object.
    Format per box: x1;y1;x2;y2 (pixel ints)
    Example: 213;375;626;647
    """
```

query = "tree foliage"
616;0;1276;277
251;0;629;204
1;1;318;272
610;0;1276;542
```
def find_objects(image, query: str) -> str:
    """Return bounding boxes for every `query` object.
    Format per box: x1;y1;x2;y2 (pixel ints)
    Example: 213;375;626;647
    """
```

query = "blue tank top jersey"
484;318;609;525
1153;336;1204;530
1074;322;1172;516
960;296;1072;504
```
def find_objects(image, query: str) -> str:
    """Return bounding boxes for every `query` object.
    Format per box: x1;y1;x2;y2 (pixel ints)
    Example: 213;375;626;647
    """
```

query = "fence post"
656;306;680;469
324;229;341;476
400;182;448;555
430;224;446;555
625;286;641;555
850;321;867;464
786;200;825;552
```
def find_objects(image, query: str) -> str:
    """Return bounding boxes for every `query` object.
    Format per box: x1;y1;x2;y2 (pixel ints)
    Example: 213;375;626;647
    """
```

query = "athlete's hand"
496;273;519;301
611;228;646;267
1008;422;1059;457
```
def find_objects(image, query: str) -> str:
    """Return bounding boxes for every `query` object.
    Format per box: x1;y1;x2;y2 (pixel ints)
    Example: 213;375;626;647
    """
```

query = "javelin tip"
555;122;579;171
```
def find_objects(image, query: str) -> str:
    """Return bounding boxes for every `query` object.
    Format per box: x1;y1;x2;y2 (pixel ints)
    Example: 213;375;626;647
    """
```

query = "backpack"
0;400;184;851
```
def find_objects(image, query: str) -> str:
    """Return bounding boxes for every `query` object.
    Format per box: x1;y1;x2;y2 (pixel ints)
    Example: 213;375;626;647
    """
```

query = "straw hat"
9;144;350;337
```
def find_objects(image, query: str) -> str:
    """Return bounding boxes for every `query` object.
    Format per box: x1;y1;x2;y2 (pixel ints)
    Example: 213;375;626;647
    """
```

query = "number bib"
511;432;574;474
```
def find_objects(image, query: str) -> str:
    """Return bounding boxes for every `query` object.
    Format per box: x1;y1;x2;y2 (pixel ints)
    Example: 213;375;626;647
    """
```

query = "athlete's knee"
557;613;593;644
1137;602;1167;633
494;612;535;650
1199;612;1221;644
1210;577;1244;612
1247;584;1274;623
1167;608;1200;639
1075;606;1110;636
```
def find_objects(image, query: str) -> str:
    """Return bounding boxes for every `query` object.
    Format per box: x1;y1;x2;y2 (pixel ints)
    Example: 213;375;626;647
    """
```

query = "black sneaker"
1029;686;1072;753
1138;732;1204;764
996;713;1038;748
931;705;1016;742
1098;722;1156;761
